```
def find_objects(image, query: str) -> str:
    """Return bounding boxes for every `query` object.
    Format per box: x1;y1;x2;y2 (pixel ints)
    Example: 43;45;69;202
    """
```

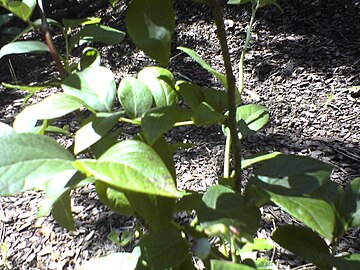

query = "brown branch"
37;0;66;79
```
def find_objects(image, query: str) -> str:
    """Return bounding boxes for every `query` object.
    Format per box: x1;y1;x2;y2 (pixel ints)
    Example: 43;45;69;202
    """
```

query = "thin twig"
37;0;66;79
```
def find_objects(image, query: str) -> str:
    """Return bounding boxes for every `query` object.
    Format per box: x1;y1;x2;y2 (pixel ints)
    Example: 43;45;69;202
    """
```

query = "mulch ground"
0;0;359;269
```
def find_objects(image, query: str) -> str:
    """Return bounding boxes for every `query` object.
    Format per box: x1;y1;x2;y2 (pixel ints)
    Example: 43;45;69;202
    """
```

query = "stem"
37;0;66;79
223;131;231;178
119;117;141;125
173;120;194;127
239;4;257;95
212;0;242;192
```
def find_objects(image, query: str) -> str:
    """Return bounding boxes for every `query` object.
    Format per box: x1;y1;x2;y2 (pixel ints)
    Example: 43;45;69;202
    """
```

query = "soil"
0;0;360;269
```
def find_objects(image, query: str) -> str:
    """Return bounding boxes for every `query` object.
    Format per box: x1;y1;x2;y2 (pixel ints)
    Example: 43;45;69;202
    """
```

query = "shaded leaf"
62;17;102;31
52;190;75;231
0;122;14;136
126;0;174;66
138;227;188;269
176;81;204;110
251;154;333;196
79;47;101;70
272;225;331;270
141;106;192;145
192;102;226;125
211;260;256;270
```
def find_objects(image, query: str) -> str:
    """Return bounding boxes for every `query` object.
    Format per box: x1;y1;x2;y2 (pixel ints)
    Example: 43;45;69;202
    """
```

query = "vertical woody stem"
212;0;242;192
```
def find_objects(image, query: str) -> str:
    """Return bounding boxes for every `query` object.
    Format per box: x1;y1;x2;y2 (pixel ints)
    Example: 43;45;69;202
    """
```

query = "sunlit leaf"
74;140;181;198
0;133;74;196
0;41;49;58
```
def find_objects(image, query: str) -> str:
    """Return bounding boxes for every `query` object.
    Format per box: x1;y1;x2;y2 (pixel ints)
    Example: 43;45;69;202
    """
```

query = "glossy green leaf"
96;181;134;216
224;104;269;139
0;122;14;136
62;17;102;31
255;258;278;270
176;81;204;110
0;41;49;58
118;77;153;119
241;152;281;169
192;102;226;125
272;225;331;270
62;66;116;112
252;154;333;196
2;82;50;93
269;193;336;240
211;260;256;270
79;250;139;270
138;227;188;269
74;112;123;154
227;0;252;5
126;0;175;66
108;231;132;246
4;0;36;21
141;106;192;145
79;47;100;70
178;46;227;87
13;93;84;133
74;140;181;198
52;190;75;231
69;24;125;49
0;133;74;196
338;177;360;228
91;130;121;158
138;66;178;107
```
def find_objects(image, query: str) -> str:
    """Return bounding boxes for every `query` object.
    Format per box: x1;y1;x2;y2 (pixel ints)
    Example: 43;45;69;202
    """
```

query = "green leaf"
203;88;228;113
227;0;252;5
126;0;175;66
138;227;188;269
79;47;101;70
241;152;281;169
5;0;36;21
74;112;123;155
0;13;13;28
338;177;360;228
272;225;331;270
255;258;278;270
223;104;269;139
178;46;227;87
13;93;84;133
176;81;205;110
138;66;178;107
74;140;181;198
52;190;75;231
69;24;125;50
269;193;336;240
239;238;274;256
330;254;360;270
126;193;175;230
211;260;256;270
192;102;226;125
0;122;14;137
108;231;132;246
118;77;154;119
0;41;49;58
142;106;192;145
251;154;333;196
0;133;74;196
62;66;116;112
96;181;134;216
199;185;261;240
79;250;139;270
62;17;102;31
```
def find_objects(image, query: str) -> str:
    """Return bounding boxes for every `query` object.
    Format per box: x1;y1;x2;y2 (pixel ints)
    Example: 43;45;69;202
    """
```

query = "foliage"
0;0;359;269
